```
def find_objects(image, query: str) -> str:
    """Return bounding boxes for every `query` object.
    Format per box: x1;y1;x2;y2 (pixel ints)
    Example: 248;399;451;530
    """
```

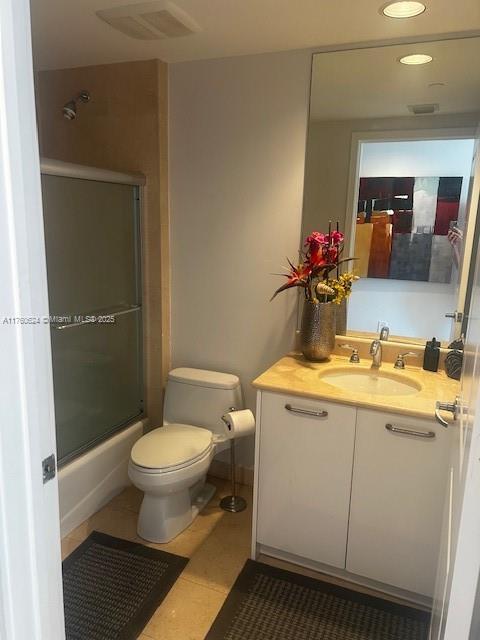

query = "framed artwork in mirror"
355;175;463;284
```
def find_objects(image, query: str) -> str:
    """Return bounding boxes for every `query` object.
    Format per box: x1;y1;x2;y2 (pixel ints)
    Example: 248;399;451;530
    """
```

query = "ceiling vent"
407;103;439;115
96;1;201;40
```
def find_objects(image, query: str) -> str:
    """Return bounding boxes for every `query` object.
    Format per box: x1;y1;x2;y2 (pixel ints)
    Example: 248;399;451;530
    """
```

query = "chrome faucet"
379;325;390;341
370;339;382;368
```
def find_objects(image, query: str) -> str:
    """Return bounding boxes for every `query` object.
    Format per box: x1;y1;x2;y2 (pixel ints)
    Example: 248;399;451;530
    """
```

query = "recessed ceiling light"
382;1;426;18
399;54;433;65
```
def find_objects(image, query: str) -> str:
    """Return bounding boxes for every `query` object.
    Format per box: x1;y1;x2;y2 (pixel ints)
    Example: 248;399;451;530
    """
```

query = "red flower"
325;231;344;246
327;246;338;263
287;262;312;284
270;261;311;300
309;248;327;267
305;232;327;250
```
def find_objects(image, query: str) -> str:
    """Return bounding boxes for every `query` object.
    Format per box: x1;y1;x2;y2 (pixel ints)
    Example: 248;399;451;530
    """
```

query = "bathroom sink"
319;368;421;396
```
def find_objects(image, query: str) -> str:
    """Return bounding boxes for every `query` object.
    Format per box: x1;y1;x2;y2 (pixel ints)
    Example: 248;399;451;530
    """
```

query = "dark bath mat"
205;559;430;640
62;531;188;640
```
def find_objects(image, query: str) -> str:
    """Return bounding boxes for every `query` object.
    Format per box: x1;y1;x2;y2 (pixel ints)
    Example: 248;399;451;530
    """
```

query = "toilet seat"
130;424;213;473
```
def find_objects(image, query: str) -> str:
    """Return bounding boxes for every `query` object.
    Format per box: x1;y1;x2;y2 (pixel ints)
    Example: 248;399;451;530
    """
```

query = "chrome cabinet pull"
385;423;435;439
285;404;328;418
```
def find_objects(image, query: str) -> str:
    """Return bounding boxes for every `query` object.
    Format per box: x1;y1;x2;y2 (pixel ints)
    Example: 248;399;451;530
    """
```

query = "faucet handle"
340;344;360;363
379;326;390;341
394;351;418;369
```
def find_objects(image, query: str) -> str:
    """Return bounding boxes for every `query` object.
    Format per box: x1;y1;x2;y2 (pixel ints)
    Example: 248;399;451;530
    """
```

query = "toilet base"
137;481;216;543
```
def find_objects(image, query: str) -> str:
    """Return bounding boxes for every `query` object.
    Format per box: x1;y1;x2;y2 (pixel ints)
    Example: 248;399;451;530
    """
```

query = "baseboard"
209;458;254;486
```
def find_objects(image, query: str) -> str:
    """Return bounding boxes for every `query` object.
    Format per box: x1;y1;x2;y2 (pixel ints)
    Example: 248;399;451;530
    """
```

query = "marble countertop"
252;353;460;421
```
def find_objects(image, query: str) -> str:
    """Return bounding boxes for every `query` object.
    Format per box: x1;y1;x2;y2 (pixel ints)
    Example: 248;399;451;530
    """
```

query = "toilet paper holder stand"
219;408;247;513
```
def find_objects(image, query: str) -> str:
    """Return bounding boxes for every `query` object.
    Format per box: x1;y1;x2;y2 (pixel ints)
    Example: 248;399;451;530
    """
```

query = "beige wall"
35;59;169;426
169;50;311;467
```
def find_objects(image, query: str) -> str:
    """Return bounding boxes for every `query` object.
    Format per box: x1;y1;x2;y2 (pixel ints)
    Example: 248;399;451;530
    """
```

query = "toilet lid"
131;424;213;470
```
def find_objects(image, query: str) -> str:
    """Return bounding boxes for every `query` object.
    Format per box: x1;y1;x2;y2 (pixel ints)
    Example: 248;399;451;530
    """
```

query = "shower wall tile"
35;60;170;425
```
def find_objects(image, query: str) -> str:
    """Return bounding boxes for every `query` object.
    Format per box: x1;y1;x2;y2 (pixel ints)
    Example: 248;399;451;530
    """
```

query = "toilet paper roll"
221;409;255;439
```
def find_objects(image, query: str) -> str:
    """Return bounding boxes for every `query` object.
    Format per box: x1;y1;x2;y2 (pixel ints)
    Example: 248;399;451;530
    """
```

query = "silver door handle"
435;397;460;427
285;404;328;418
445;311;463;322
385;423;435;439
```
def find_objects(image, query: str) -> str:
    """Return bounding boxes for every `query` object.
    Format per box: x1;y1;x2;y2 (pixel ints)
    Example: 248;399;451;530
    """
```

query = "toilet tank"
163;368;244;436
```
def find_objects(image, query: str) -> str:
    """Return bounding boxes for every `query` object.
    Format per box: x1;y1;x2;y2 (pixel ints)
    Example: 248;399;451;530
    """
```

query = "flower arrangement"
271;223;358;303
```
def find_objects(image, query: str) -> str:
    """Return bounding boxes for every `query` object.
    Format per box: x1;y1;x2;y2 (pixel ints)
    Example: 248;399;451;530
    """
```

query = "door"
256;391;356;568
347;410;450;597
41;174;143;464
456;126;480;337
430;129;480;639
0;0;65;637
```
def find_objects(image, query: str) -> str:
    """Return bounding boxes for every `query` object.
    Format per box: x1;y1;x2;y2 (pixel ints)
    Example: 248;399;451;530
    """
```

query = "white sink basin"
319;368;421;396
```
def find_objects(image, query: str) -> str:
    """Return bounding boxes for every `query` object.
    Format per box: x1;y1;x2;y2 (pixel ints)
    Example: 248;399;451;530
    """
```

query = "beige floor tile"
61;536;82;560
63;479;252;639
181;512;252;594
108;485;143;513
142;577;226;640
200;478;253;532
136;479;252;559
135;524;213;559
68;505;139;543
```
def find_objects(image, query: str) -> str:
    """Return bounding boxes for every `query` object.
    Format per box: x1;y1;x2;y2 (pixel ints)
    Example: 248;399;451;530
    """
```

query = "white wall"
169;50;311;467
348;279;455;341
359;138;475;178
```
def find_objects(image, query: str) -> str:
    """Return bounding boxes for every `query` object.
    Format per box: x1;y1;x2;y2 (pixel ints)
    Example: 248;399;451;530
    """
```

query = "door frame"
0;0;64;637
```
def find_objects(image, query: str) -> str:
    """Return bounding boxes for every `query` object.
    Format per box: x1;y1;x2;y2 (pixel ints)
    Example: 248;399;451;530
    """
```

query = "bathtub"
58;419;146;537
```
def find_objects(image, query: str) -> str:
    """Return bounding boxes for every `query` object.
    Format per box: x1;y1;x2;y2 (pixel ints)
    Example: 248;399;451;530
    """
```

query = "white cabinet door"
256;391;356;568
347;409;451;597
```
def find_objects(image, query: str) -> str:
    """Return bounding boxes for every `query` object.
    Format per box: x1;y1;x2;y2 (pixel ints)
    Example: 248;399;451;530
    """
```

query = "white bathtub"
58;419;146;537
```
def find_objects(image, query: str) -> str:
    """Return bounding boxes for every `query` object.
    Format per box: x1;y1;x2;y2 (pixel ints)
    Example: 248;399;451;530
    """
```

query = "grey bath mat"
206;560;430;640
62;531;188;640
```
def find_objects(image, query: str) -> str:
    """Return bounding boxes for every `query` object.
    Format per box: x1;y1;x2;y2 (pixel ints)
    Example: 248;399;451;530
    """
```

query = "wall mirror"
302;37;480;345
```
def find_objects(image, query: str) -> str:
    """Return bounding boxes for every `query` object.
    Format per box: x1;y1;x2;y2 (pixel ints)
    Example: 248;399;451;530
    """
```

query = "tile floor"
61;475;426;639
61;476;252;640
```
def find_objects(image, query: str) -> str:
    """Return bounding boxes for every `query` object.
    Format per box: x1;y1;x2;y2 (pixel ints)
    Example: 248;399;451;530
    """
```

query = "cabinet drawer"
346;409;451;596
256;391;356;568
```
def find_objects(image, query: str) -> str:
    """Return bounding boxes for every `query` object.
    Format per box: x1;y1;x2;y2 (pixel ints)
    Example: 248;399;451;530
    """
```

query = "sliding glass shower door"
41;171;143;465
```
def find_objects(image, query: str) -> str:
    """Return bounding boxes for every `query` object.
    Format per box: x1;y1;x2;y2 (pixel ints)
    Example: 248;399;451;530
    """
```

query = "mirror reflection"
302;37;480;343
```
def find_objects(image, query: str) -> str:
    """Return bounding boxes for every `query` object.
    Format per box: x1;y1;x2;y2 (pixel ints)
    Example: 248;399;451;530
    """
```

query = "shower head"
62;90;90;120
63;100;77;120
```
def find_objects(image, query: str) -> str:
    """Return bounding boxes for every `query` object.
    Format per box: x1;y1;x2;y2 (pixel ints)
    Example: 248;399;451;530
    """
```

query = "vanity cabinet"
254;391;451;599
346;409;451;596
256;391;356;568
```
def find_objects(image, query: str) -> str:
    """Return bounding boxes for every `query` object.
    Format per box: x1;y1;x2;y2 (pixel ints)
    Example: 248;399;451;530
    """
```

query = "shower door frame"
41;158;147;466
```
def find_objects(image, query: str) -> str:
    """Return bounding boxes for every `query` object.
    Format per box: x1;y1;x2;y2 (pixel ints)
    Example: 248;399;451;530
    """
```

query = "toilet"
128;367;243;543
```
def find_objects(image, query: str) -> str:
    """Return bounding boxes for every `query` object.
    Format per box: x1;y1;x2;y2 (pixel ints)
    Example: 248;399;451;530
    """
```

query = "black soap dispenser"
423;337;440;372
